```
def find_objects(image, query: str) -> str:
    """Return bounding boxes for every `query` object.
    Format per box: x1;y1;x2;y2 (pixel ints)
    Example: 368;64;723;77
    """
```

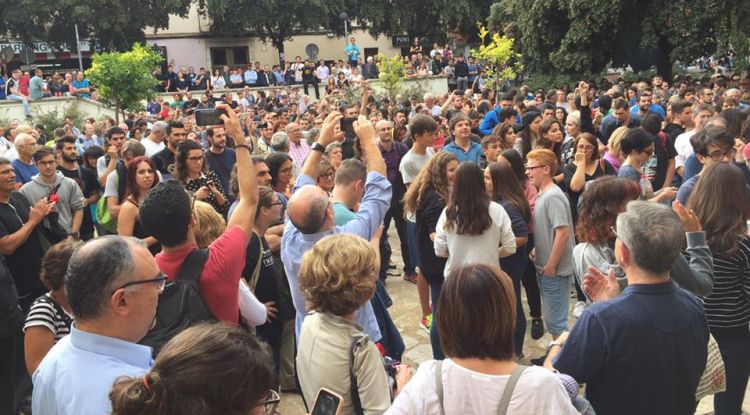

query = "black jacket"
0;256;24;338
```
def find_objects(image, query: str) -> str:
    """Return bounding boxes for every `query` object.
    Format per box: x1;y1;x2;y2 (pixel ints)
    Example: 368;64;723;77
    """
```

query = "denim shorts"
536;272;570;335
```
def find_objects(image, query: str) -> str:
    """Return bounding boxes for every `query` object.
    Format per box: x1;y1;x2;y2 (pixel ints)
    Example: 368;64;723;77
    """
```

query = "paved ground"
278;232;749;414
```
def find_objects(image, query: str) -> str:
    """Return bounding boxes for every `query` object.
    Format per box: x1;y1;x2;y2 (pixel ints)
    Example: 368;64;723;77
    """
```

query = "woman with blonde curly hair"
403;152;457;359
297;233;412;415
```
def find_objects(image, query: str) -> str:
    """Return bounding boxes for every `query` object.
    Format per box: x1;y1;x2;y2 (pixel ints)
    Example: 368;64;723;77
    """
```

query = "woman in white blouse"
386;263;578;415
434;162;517;277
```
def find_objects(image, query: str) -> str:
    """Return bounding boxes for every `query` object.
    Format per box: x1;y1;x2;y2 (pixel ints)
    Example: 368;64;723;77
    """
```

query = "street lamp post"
74;24;83;72
340;12;349;48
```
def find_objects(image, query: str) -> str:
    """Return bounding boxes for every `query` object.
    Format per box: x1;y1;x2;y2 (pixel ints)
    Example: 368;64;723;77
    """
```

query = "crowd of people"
0;61;748;415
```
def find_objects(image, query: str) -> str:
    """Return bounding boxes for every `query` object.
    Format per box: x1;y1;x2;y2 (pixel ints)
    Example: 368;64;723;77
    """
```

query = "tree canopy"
489;0;750;80
86;44;162;122
1;0;192;51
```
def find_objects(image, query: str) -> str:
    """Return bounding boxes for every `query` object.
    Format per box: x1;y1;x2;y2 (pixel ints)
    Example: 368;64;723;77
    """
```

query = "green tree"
471;25;522;91
375;54;406;100
490;0;738;80
86;44;163;123
1;0;191;51
200;0;337;66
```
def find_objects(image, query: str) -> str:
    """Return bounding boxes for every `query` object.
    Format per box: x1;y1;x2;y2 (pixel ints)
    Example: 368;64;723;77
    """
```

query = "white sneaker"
573;301;586;318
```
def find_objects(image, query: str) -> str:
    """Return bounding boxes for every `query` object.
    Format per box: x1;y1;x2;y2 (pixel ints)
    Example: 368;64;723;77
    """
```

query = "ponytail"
110;372;163;415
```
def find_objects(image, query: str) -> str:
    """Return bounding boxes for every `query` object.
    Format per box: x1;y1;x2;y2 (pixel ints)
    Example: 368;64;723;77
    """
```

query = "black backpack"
139;249;215;356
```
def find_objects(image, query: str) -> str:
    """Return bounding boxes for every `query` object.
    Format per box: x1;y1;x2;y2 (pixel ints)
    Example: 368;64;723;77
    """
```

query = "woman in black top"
562;132;615;222
403;152;457;360
116;156;161;255
485;160;531;358
243;186;285;382
174;140;228;215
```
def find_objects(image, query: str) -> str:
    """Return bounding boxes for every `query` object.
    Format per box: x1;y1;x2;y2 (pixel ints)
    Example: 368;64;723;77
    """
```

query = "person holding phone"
174;140;229;216
297;234;412;415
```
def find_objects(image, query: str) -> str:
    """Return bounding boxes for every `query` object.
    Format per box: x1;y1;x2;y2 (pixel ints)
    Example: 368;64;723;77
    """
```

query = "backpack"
95;160;127;234
139;249;215;356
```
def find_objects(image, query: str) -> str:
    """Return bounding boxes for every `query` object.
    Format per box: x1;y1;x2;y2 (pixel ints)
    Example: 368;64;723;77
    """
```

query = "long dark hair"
487;161;531;224
536;118;563;160
265;152;293;188
688;163;750;257
175;140;206;183
500;149;527;186
125;156;159;200
445;162;492;235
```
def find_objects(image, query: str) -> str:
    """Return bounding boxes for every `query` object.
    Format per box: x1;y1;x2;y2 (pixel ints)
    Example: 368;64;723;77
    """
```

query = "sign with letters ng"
0;41;92;54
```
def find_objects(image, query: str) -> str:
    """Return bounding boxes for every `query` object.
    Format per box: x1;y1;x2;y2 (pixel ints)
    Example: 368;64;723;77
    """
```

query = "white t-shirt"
674;130;696;169
399;148;434;222
435;201;517;277
142;138;165;157
386;359;578;415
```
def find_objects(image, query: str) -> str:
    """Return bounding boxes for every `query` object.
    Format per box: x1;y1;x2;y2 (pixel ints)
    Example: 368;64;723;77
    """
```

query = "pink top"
524;181;538;234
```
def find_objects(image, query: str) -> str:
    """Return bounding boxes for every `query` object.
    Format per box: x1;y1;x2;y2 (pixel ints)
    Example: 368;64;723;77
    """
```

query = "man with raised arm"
282;110;391;343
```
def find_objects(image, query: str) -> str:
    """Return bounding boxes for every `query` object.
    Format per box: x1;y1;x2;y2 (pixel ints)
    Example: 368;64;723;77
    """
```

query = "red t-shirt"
155;226;248;324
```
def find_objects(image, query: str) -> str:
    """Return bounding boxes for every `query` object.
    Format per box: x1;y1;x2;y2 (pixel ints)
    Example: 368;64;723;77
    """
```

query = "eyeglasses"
576;145;594;151
270;201;283;206
641;148;654;156
610;226;619;240
524;165;545;171
112;272;168;294
279;167;293;174
187;155;204;162
263;390;280;415
708;148;736;161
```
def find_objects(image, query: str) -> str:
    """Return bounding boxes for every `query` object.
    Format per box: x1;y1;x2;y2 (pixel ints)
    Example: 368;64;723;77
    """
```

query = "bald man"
281;111;389;343
286;122;310;170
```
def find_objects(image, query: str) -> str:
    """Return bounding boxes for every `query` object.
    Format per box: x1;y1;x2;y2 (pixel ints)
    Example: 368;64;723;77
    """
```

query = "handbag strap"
434;360;445;415
497;365;528;415
348;335;369;415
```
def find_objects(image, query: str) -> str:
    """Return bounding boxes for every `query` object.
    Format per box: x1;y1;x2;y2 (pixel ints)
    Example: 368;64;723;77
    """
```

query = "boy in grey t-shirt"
526;149;574;339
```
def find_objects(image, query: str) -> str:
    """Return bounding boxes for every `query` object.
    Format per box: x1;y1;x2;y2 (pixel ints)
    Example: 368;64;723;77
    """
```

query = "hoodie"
20;171;84;233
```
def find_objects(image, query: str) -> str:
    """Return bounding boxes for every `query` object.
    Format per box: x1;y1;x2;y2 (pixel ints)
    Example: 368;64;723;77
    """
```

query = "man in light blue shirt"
243;64;258;86
33;236;158;414
443;113;483;163
282;112;390;344
345;37;361;67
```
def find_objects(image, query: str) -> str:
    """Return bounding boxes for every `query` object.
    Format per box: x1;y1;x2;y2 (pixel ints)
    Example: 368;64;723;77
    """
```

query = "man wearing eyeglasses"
32;236;159;414
676;124;746;205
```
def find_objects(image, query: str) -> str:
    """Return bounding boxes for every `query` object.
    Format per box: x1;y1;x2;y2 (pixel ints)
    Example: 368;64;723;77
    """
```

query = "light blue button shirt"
32;325;153;415
282;171;392;343
443;140;484;164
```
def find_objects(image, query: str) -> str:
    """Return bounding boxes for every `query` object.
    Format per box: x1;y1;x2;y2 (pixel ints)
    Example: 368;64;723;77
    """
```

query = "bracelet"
235;144;251;152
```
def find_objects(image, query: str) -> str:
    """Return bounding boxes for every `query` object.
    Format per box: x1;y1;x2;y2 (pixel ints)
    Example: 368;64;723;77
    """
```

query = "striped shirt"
288;140;311;171
23;293;73;341
703;235;750;328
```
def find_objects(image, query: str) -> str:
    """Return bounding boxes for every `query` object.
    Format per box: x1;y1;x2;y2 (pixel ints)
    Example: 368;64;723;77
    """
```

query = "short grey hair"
65;236;141;320
152;121;168;135
423;93;435;101
616;201;684;275
14;132;35;148
271;132;289;151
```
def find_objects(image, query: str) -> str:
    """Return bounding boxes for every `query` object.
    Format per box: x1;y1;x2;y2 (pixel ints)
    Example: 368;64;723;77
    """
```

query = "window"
210;46;250;67
210;48;227;66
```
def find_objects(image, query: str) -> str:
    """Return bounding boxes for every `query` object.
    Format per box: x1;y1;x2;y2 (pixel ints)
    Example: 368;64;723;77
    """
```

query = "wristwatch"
311;142;326;153
68;232;80;240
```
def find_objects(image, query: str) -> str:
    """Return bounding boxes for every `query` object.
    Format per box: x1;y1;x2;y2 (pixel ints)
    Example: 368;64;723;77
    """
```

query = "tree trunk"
655;36;673;81
115;98;121;124
275;37;286;67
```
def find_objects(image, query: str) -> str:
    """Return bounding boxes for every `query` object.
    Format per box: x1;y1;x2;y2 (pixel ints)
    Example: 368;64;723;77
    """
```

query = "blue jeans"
536;273;570;336
429;280;445;360
406;221;421;270
7;94;30;116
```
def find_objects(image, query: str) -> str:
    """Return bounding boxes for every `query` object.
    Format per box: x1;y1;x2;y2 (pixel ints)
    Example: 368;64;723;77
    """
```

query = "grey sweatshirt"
20;171;84;233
